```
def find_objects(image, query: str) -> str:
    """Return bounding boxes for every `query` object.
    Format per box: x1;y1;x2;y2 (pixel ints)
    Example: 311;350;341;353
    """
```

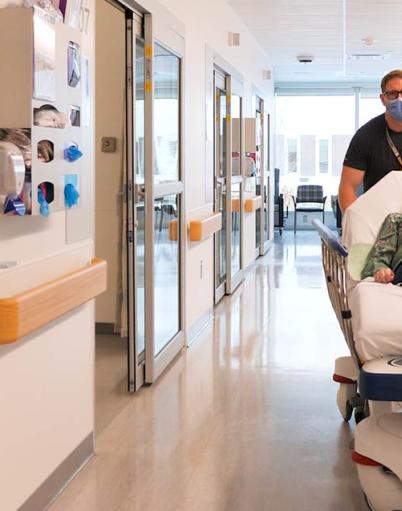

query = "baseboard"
187;309;213;347
243;259;257;277
95;322;115;335
264;240;274;252
19;433;94;511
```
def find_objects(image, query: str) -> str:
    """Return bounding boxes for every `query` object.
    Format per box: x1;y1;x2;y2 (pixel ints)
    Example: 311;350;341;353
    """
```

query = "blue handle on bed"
312;219;348;257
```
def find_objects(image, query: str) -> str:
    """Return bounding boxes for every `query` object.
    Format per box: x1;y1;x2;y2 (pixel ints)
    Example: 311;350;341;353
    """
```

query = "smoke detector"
297;55;314;64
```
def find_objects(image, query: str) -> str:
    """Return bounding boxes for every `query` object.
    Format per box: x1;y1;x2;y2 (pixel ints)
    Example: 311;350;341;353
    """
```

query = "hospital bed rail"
313;219;402;420
312;219;360;368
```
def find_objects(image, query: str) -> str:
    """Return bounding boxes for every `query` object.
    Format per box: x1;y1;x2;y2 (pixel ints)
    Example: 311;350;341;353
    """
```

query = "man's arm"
338;165;365;213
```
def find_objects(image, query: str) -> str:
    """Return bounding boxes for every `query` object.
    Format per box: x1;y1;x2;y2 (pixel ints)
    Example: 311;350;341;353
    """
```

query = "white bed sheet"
341;171;402;361
349;281;402;361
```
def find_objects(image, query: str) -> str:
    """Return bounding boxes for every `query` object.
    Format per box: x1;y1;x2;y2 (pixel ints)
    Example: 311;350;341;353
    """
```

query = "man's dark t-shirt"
343;113;402;191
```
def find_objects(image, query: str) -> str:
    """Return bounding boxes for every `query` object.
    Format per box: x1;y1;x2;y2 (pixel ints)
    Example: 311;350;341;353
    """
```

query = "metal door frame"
123;3;146;392
213;69;227;304
256;95;269;257
252;89;271;257
143;14;185;383
261;111;272;255
226;75;244;295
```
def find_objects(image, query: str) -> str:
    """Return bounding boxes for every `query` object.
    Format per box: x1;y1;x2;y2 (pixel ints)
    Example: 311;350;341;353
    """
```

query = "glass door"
227;89;243;294
255;95;270;256
254;97;263;257
143;18;184;383
214;70;227;303
261;113;271;255
213;70;244;300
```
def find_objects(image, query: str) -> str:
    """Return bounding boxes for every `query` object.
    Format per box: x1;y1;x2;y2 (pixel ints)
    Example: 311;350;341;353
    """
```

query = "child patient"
361;213;402;284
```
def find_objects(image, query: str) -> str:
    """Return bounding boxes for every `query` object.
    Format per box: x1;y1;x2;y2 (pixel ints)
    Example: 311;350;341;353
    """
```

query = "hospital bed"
314;171;402;511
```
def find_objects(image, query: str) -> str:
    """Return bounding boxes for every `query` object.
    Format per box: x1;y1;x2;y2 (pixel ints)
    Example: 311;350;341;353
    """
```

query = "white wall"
0;1;95;508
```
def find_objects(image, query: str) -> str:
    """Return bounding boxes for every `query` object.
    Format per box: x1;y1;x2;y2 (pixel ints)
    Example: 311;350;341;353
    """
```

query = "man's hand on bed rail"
374;267;394;283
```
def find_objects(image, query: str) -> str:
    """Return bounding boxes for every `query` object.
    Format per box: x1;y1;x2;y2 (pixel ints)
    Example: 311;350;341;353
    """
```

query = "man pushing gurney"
337;69;402;361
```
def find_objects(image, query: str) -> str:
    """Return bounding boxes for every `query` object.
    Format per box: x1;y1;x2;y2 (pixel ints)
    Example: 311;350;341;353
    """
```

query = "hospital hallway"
49;232;368;511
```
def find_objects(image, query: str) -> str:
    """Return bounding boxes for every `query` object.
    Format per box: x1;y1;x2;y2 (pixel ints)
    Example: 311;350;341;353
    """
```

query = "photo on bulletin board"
34;104;67;129
69;105;81;127
33;8;56;101
68;41;81;87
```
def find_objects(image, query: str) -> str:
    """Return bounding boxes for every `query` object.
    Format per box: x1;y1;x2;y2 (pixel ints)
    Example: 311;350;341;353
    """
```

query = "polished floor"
50;231;368;511
95;334;131;434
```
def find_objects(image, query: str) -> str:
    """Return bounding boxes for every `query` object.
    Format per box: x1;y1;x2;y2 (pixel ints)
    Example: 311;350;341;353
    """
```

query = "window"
154;43;180;183
276;95;355;197
359;96;384;127
287;138;297;173
319;139;328;173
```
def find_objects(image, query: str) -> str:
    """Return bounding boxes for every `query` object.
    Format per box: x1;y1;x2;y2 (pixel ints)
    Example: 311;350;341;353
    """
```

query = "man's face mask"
387;98;402;122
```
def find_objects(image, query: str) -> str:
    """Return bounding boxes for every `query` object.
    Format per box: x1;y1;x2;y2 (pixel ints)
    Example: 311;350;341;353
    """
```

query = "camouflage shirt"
361;213;402;279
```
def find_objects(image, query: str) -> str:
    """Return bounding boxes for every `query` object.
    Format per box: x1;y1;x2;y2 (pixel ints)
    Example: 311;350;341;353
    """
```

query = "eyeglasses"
383;90;402;100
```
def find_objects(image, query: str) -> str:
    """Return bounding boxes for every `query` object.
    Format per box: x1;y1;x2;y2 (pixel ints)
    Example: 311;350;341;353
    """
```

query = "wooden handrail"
188;212;222;241
232;198;240;213
0;258;107;345
244;196;263;213
168;219;178;241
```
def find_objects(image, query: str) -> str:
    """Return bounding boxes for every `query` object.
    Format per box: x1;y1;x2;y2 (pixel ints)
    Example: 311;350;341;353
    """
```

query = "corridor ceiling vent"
296;55;314;63
228;32;240;46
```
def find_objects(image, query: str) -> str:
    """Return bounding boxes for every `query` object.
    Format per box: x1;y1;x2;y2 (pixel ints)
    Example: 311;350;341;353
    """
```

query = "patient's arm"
361;213;402;280
371;213;402;276
374;267;394;283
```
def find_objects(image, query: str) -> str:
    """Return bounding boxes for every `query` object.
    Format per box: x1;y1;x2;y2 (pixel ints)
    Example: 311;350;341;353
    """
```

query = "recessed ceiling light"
348;53;390;61
297;55;314;63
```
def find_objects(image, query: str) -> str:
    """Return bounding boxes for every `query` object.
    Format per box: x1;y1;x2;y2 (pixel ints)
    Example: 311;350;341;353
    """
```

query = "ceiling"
228;0;402;86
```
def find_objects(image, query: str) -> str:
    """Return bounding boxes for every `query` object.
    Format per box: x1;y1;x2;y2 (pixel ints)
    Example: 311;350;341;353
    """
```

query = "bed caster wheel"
336;382;357;422
356;464;402;511
344;402;354;422
355;404;368;425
